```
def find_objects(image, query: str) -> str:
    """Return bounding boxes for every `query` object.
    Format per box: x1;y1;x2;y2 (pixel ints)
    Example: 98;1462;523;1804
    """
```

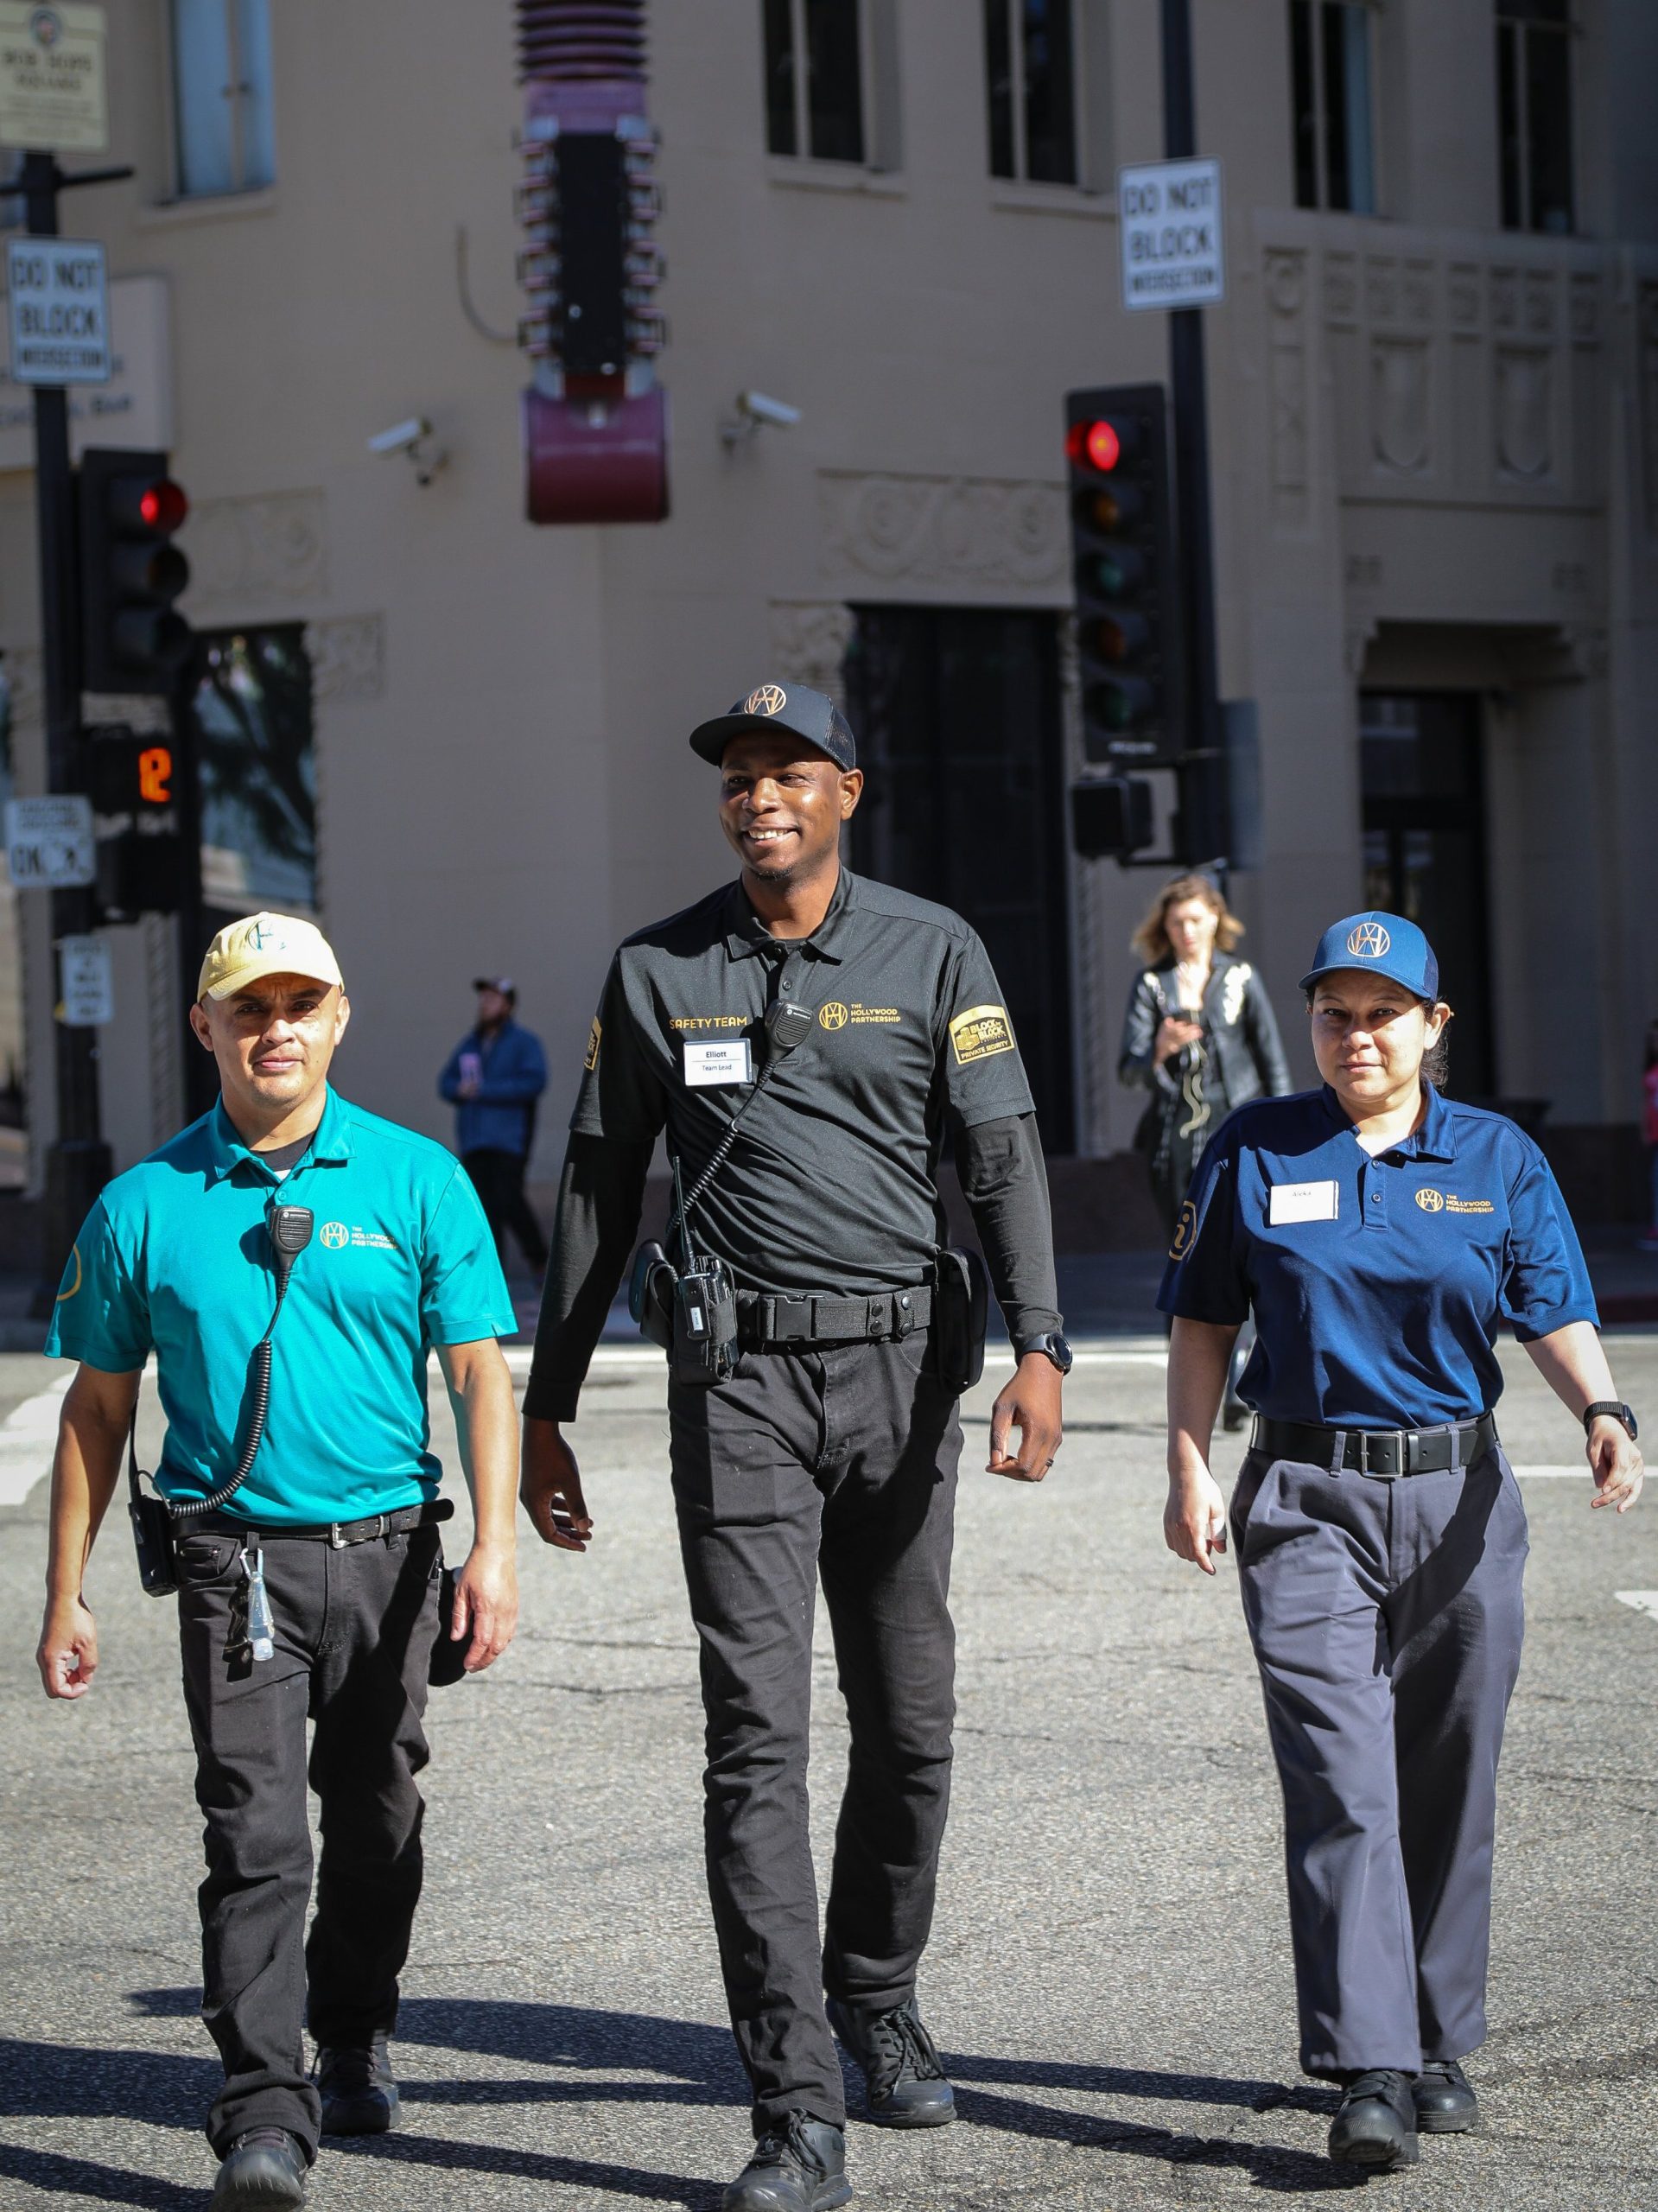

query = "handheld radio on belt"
128;1204;315;1597
630;995;814;1388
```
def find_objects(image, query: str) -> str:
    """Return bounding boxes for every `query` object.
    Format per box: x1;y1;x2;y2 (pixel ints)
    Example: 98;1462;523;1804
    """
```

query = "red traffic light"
138;480;188;532
1066;417;1121;473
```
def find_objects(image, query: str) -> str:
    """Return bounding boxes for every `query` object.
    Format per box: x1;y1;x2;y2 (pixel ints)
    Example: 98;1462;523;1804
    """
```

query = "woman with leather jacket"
1119;873;1292;1236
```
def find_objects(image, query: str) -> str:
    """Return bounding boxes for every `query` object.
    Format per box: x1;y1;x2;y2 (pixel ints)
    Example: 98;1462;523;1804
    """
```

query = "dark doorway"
844;606;1074;1151
1358;691;1495;1096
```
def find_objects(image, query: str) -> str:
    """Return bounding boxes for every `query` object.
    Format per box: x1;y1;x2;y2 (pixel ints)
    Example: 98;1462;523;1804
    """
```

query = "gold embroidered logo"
321;1222;349;1249
1415;1188;1445;1212
55;1243;82;1300
745;683;787;716
1347;920;1392;958
950;1004;1015;1065
1416;1187;1495;1216
819;1001;848;1031
584;1016;601;1071
1171;1199;1197;1259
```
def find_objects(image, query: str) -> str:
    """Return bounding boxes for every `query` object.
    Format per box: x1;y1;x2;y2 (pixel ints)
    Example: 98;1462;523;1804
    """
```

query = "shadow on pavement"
329;2128;720;2206
0;2142;208;2207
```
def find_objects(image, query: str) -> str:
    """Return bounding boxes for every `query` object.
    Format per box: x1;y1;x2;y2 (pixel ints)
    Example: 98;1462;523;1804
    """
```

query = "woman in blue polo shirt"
1159;911;1643;2176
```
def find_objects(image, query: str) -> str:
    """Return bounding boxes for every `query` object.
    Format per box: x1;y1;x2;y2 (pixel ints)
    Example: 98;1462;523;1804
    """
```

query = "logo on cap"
1347;921;1392;959
745;684;787;716
247;921;281;952
1415;1188;1445;1213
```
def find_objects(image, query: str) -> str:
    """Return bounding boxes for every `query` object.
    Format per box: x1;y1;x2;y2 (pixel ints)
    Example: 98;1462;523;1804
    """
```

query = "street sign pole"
20;148;108;1296
1160;0;1227;868
2;146;134;1304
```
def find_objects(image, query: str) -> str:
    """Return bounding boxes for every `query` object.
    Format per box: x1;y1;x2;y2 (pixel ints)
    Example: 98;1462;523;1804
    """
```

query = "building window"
985;0;1078;186
1289;1;1376;213
762;0;865;164
170;0;275;198
189;626;316;917
1496;0;1573;234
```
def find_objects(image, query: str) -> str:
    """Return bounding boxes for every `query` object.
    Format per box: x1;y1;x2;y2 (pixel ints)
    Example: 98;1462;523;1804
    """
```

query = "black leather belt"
736;1285;931;1349
1249;1413;1497;1477
186;1499;454;1547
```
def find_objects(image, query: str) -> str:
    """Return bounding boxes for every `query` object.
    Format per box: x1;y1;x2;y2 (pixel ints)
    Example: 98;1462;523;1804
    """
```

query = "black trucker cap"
688;681;857;771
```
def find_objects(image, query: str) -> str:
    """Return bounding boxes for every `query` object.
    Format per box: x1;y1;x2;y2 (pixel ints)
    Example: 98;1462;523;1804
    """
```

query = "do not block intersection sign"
1118;158;1225;312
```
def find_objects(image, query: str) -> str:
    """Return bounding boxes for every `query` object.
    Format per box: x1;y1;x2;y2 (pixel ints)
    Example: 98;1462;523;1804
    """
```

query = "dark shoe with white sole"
1413;2059;1478;2133
722;2113;852;2212
825;1999;955;2129
1328;2069;1420;2171
315;2032;400;2134
210;2129;308;2209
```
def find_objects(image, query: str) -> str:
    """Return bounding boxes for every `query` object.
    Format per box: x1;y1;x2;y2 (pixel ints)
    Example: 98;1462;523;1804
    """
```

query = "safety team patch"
584;1017;601;1071
949;1004;1015;1065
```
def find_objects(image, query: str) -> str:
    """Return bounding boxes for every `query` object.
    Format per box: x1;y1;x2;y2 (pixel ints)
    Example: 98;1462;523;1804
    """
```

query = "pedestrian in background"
1119;873;1291;1241
1642;1018;1658;1250
1160;909;1642;2176
35;912;520;2210
440;976;549;1275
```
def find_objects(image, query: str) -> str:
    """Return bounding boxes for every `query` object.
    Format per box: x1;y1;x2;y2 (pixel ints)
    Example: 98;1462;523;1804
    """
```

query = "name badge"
1268;1179;1339;1224
683;1038;753;1089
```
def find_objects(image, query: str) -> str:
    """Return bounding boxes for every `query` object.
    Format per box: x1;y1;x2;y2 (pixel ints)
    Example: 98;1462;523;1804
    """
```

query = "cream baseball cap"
197;912;344;1001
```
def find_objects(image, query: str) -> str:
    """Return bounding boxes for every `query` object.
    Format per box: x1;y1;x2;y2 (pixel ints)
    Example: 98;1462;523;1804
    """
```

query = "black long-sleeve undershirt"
522;1113;1062;1423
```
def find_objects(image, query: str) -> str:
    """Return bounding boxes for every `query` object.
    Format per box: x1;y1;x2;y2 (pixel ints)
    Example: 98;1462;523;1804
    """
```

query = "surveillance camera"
737;391;801;429
367;417;431;456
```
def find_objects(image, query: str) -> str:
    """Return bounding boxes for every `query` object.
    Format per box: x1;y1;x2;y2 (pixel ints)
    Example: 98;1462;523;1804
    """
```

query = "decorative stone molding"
1371;340;1431;474
818;471;1066;593
1494;347;1553;481
766;601;854;702
181;489;328;617
2;646;41;732
1265;247;1310;529
304;613;384;702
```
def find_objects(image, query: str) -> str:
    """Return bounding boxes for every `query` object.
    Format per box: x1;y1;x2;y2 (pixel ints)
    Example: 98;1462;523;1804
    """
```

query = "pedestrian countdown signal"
1064;385;1183;769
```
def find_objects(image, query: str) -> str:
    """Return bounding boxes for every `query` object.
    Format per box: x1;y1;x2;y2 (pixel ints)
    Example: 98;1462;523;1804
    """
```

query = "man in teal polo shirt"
35;911;519;2212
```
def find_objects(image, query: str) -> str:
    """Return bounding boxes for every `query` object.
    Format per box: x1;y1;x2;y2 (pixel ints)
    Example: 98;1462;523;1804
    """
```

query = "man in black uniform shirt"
521;683;1068;2212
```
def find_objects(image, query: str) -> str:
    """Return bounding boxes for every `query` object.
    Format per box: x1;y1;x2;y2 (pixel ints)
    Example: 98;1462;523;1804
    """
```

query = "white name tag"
1268;1179;1339;1224
683;1038;753;1089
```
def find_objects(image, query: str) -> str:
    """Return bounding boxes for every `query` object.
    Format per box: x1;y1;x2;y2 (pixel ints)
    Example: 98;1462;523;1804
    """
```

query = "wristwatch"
1015;1331;1074;1376
1584;1401;1638;1440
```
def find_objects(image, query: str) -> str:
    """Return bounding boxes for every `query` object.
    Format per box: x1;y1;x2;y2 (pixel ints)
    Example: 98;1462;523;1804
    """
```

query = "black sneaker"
1414;2058;1479;2133
210;2128;308;2209
1328;2069;1420;2171
825;1998;955;2129
314;2032;400;2134
723;2113;851;2212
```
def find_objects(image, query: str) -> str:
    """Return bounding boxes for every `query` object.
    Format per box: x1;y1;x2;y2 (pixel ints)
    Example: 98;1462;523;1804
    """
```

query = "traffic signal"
1064;385;1182;766
1070;777;1154;861
87;723;187;919
78;448;193;696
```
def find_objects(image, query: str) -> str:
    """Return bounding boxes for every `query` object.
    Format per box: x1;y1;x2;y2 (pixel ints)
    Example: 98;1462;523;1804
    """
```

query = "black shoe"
1328;2070;1420;2171
210;2129;308;2209
825;1998;956;2129
314;2032;400;2134
723;2113;851;2212
1414;2058;1478;2133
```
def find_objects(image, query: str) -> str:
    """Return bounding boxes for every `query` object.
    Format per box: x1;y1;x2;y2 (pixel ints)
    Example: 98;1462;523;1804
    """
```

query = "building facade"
0;0;1654;1220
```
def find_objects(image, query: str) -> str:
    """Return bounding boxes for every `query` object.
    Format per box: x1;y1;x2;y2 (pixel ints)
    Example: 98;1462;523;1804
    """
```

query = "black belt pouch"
932;1248;988;1394
129;1483;180;1598
628;1240;677;1351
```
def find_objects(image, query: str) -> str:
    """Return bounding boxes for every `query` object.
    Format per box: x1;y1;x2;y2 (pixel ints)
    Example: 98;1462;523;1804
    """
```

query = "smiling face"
1309;971;1449;1116
189;972;350;1133
717;732;863;889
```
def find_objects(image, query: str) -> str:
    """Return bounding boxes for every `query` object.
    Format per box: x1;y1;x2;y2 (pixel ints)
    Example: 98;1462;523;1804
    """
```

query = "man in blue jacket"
439;977;549;1274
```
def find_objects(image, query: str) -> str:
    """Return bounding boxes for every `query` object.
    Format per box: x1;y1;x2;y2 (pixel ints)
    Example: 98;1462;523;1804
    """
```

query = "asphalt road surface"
3;1332;1656;2212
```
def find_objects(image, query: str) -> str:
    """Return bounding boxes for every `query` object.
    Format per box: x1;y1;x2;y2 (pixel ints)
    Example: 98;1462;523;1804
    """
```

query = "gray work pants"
669;1331;961;2133
1230;1444;1528;2079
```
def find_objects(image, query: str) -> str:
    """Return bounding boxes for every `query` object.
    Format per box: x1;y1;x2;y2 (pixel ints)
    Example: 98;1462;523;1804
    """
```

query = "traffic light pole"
8;151;133;1303
1161;0;1227;865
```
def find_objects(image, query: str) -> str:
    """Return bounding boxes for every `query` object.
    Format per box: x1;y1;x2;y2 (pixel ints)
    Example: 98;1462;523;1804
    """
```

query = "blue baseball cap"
689;681;857;771
1299;911;1440;1000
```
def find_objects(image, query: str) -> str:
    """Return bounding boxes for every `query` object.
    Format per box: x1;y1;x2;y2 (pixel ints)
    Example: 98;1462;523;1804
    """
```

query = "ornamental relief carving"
819;472;1065;592
1371;340;1431;474
180;490;329;617
767;601;854;702
1495;348;1552;481
304;613;384;703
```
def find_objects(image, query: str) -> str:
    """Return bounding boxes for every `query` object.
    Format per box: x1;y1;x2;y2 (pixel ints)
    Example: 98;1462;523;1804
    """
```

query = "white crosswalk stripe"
0;1376;71;1507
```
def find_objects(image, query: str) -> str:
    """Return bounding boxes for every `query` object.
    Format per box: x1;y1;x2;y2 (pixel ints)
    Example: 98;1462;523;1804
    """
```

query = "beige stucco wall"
0;0;1652;1194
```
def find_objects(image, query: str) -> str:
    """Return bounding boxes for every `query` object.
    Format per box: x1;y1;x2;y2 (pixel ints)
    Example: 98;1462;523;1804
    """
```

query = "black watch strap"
1584;1400;1638;1440
1016;1331;1073;1375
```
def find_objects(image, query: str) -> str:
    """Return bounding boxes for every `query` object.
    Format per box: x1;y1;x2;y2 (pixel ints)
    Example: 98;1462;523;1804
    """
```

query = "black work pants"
176;1522;441;2158
669;1331;961;2133
461;1146;549;1272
